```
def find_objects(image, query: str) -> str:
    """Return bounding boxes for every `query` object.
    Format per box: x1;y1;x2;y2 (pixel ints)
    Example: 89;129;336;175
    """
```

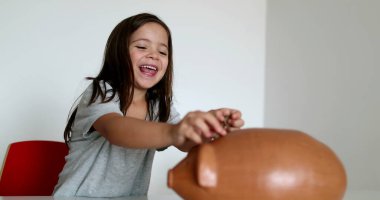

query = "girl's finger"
229;118;245;128
186;130;202;144
210;109;225;122
218;108;233;118
203;112;227;136
193;118;212;138
230;109;242;120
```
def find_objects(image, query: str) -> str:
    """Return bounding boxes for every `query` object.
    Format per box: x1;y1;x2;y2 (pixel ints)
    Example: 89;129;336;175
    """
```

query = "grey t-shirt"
53;82;180;197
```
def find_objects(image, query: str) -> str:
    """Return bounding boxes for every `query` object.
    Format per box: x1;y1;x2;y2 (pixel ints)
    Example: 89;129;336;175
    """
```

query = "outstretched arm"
92;110;229;149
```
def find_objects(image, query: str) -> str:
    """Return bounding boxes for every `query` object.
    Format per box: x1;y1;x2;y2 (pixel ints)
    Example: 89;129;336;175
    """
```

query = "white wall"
265;0;380;191
0;0;266;195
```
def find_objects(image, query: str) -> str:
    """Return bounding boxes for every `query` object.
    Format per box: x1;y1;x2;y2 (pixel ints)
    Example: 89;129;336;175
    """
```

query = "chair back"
0;140;68;196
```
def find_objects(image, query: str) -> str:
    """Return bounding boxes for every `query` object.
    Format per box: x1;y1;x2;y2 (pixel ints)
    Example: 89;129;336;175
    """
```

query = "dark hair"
64;13;174;145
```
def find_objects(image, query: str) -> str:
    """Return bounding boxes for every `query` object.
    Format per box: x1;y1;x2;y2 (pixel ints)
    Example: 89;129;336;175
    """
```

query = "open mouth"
139;65;158;77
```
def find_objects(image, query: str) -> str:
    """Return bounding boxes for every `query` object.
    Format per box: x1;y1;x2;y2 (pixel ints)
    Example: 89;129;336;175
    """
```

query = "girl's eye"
136;46;146;49
159;51;167;56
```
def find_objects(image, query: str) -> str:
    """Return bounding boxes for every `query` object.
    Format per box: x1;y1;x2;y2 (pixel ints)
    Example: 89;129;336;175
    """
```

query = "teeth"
141;65;157;71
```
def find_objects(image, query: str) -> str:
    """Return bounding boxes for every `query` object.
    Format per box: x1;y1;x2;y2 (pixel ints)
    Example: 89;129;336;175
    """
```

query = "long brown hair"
64;13;174;145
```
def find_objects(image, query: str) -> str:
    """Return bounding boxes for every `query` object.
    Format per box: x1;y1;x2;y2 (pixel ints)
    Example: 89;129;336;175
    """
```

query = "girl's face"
129;22;169;91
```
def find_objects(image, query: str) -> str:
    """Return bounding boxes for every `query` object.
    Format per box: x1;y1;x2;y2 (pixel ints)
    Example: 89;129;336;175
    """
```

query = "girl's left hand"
208;108;244;132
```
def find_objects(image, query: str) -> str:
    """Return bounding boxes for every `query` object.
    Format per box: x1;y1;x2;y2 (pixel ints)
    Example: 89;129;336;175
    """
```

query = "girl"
53;13;244;197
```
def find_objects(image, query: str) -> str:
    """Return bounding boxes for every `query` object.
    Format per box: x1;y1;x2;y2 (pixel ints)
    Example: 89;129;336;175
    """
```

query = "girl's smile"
139;64;158;77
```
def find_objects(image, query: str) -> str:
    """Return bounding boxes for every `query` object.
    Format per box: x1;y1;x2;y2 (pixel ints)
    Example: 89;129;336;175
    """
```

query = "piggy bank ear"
197;144;218;188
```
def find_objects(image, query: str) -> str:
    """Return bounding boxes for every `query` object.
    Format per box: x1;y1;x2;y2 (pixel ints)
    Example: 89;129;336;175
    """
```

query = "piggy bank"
168;128;347;200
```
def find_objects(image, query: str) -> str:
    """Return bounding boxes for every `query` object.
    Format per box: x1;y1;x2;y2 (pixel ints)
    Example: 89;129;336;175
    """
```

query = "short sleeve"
71;83;122;141
167;105;181;124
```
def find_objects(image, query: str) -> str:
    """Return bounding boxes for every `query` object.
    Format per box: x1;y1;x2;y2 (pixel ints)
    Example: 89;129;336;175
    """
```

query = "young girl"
53;13;244;197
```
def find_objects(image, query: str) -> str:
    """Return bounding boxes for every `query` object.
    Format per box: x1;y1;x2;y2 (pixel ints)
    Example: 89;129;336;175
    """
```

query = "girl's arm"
93;111;227;149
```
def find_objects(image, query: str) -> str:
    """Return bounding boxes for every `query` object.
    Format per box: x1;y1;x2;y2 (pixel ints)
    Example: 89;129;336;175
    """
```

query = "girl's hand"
208;108;244;132
170;111;227;147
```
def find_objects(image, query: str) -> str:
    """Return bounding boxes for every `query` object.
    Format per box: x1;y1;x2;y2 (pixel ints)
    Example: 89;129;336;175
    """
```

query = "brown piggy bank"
168;128;347;200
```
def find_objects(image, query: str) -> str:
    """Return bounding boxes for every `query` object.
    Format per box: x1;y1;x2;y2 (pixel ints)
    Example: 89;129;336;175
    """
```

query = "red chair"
0;140;68;196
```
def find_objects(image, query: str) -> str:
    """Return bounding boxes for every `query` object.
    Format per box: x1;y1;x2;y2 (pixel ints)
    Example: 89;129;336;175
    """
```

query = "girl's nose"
147;50;159;60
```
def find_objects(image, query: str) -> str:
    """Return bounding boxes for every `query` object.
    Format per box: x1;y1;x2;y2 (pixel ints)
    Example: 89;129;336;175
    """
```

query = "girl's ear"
197;144;218;188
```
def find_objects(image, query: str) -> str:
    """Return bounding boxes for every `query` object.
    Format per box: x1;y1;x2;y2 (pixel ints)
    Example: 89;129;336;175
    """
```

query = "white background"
0;0;265;195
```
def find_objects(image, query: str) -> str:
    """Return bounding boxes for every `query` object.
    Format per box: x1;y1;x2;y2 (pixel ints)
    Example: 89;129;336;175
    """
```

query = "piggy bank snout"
167;144;219;189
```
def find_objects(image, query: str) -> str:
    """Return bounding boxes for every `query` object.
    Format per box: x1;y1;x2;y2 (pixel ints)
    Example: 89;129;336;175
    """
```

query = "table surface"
0;190;379;200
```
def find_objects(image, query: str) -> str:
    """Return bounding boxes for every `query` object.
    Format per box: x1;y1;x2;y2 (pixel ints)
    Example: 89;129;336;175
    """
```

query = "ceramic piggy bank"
168;128;347;200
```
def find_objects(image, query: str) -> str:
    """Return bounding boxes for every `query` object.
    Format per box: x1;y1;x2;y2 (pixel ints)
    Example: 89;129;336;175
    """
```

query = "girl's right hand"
169;110;227;147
